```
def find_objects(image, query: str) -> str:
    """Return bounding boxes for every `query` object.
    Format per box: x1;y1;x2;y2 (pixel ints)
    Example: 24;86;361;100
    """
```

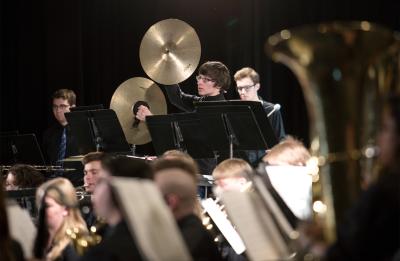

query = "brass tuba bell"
266;21;400;242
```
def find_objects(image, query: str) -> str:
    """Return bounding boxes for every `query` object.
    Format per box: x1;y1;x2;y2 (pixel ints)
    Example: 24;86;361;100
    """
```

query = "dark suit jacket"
79;221;144;261
178;214;223;261
260;100;285;141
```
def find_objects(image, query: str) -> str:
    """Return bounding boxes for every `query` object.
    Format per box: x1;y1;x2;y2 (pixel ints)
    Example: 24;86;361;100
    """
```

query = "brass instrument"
66;223;103;255
266;21;400;242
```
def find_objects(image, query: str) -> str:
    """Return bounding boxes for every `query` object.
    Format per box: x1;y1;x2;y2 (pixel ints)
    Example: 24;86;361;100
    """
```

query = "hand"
135;105;153;122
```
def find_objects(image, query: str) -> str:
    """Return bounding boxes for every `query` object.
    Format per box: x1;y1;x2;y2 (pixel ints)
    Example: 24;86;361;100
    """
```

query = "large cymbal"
140;18;201;85
110;77;167;145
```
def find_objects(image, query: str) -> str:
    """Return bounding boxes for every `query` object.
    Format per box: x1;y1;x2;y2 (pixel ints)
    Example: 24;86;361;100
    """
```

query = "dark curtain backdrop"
1;0;400;148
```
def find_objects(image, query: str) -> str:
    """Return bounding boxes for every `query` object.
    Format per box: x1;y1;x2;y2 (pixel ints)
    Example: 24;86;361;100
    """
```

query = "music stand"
0;134;45;165
195;101;278;158
70;104;104;112
65;109;131;154
146;112;214;158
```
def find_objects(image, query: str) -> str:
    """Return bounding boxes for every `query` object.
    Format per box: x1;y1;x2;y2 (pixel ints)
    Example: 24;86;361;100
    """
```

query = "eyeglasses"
237;85;256;92
196;75;215;83
52;104;70;110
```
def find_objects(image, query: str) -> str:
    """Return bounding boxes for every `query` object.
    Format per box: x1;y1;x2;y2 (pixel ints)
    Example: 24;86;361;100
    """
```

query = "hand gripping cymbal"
110;77;167;145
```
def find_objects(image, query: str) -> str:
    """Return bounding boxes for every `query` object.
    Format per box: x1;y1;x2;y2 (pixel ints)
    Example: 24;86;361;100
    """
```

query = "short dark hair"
7;164;45;188
82;152;108;166
101;155;153;180
199;61;231;91
52;89;76;106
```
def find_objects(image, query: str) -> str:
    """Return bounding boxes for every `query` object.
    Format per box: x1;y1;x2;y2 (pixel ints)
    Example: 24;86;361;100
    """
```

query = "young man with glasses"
42;89;79;173
135;61;231;119
234;67;285;140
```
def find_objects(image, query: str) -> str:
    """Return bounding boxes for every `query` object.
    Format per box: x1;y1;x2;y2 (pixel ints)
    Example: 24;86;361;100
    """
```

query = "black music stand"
146;112;214;158
65;109;130;154
0;134;45;165
195;101;278;159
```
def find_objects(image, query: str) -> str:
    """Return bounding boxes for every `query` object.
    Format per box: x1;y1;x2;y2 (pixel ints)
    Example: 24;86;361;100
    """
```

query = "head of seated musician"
34;177;87;260
153;163;223;261
4;164;45;191
79;156;152;261
82;152;109;194
51;89;76;127
262;136;311;166
158;150;199;180
234;67;261;102
212;158;253;195
135;61;231;121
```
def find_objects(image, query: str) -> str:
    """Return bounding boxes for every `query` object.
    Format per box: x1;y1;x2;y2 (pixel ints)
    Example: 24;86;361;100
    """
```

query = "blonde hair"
212;158;253;181
263;136;310;166
36;178;87;260
234;67;260;84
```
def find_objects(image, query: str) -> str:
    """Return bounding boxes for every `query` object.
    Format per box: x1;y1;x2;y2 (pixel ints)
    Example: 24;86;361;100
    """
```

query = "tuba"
266;21;400;242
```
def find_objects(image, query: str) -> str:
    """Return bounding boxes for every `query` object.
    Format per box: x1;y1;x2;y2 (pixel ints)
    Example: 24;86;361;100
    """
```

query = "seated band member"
43;89;78;166
4;164;44;190
153;160;223;261
234;67;285;141
79;156;153;261
33;178;88;261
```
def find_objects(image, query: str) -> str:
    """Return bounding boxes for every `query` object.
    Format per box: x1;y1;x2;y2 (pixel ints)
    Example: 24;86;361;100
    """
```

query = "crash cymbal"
140;18;201;85
110;77;167;145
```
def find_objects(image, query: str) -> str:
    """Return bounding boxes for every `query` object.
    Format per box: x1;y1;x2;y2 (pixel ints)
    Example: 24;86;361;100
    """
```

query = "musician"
135;61;231;119
80;152;109;228
4;164;44;190
33;177;88;261
234;67;285;141
153;160;223;261
79;156;153;261
42;89;79;179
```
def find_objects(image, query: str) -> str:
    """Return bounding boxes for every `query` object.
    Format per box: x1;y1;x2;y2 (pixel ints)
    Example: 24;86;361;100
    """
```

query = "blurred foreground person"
154;158;223;261
79;156;153;261
325;95;400;260
33;178;87;261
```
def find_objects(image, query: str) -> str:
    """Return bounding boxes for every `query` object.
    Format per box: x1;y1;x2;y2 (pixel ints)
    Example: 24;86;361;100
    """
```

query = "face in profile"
91;177;114;221
44;196;68;232
5;173;17;190
197;74;221;97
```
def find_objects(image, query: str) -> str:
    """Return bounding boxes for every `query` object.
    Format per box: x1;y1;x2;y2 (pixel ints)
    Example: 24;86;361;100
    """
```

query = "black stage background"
1;0;399;151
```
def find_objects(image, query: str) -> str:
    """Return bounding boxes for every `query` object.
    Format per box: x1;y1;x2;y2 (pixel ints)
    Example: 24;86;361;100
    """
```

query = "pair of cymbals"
111;19;201;145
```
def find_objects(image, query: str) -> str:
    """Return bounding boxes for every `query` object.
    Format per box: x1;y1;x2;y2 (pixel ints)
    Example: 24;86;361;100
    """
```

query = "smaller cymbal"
140;18;201;85
110;77;167;145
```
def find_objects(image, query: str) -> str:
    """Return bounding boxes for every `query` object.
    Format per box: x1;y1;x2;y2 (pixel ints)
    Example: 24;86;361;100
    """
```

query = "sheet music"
201;198;246;254
222;190;293;261
110;177;192;261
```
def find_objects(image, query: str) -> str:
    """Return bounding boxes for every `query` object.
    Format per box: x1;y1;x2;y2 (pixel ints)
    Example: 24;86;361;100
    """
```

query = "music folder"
0;133;45;165
65;109;131;154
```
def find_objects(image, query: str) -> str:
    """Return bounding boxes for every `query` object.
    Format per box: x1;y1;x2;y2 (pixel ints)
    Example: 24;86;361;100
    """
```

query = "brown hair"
212;158;253;181
7;164;44;189
82;151;108;165
199;61;231;91
152;157;199;182
263;136;311;166
52;89;76;106
234;67;260;84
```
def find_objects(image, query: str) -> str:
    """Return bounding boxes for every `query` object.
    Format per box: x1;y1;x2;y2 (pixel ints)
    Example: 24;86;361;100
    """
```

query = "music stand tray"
65;109;131;154
0;134;45;165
